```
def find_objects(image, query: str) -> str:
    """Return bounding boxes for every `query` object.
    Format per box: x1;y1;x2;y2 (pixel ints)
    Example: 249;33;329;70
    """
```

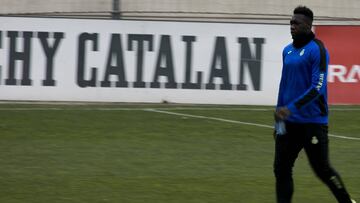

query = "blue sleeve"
276;49;287;108
287;44;328;114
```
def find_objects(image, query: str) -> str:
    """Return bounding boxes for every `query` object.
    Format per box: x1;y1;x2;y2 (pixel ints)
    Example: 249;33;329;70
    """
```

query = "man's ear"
306;23;312;32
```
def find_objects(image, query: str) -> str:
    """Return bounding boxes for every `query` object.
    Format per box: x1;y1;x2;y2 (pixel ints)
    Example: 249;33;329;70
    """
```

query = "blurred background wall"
0;0;359;24
1;0;359;104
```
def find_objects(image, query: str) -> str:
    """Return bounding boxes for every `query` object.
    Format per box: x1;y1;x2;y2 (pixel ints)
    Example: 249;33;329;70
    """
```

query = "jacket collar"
292;32;315;48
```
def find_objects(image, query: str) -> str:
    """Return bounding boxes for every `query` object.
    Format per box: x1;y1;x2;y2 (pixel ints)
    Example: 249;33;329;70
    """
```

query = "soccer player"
274;6;356;203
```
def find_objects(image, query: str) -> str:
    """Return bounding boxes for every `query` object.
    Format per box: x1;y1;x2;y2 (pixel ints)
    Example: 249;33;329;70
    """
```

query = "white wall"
0;0;359;23
122;0;360;19
0;17;290;105
0;0;112;14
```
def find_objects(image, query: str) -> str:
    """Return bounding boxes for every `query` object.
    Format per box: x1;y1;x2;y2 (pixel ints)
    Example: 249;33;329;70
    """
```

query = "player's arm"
286;41;327;116
275;49;291;120
275;49;288;108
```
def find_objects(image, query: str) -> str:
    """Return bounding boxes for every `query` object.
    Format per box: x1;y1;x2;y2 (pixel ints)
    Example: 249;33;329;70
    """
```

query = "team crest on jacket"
311;136;319;144
300;49;305;56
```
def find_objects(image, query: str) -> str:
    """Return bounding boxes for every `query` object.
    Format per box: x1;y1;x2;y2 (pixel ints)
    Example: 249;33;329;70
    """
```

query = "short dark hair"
293;6;313;23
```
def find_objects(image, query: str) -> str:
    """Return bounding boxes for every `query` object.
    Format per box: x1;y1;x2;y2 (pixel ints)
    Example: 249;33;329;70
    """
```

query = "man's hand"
275;106;291;121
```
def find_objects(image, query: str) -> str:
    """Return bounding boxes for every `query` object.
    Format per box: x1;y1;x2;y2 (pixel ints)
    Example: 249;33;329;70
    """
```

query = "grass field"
0;103;359;203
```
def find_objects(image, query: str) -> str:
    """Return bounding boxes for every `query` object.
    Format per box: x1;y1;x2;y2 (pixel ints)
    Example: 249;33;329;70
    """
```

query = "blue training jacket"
276;38;329;124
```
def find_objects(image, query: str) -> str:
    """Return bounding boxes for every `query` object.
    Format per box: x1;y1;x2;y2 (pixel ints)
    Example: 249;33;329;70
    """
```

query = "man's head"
290;6;313;39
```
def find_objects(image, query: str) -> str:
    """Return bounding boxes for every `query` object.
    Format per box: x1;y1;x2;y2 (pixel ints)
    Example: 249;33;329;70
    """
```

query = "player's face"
290;14;311;39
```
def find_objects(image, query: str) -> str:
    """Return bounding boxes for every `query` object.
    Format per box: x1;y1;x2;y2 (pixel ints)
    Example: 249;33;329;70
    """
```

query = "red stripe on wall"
316;26;360;104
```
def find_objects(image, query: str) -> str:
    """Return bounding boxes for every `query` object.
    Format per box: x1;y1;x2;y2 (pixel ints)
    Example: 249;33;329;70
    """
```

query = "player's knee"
312;165;335;181
274;167;292;180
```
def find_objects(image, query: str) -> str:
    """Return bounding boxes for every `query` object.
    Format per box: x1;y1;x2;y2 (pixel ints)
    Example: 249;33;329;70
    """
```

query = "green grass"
0;103;359;203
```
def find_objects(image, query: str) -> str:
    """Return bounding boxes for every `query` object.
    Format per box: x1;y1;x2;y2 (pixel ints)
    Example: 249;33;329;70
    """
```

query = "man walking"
274;6;356;203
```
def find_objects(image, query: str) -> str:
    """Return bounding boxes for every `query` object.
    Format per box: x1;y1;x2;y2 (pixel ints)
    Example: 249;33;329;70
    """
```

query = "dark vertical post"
112;0;121;19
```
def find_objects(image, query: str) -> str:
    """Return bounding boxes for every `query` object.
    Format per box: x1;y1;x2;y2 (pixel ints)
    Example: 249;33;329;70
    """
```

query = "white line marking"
145;108;273;129
143;107;360;111
0;106;359;141
328;134;360;140
144;109;360;141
